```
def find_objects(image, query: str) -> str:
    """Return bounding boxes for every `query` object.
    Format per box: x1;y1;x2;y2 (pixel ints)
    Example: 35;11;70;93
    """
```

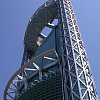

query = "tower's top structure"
24;0;57;51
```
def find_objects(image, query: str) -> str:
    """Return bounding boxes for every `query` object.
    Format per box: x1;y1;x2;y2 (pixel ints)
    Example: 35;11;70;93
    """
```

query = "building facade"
4;0;98;100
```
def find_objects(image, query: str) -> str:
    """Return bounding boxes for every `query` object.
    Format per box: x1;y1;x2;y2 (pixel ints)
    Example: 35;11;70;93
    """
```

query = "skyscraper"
4;0;98;100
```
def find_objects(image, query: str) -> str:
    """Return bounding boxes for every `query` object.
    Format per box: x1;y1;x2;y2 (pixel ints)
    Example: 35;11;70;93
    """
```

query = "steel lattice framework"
57;0;98;100
4;0;98;100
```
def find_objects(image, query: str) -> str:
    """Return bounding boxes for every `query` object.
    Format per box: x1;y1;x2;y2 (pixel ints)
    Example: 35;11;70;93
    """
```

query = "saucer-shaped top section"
24;0;58;52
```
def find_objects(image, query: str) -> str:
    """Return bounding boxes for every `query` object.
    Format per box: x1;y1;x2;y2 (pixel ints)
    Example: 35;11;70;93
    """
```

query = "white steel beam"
46;23;56;29
33;63;41;71
44;56;57;61
24;68;37;71
17;75;25;81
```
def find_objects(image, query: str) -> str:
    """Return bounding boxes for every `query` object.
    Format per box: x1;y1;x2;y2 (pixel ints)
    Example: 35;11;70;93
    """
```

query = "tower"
4;0;98;100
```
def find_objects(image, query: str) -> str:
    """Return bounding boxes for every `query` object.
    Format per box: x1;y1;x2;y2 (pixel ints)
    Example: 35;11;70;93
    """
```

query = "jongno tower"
4;0;98;100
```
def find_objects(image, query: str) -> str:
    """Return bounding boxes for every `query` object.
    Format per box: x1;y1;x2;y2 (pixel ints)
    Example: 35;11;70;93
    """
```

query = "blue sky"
0;0;100;99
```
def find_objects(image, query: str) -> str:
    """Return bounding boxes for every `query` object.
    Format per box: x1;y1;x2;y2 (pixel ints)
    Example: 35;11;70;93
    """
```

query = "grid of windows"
17;73;63;100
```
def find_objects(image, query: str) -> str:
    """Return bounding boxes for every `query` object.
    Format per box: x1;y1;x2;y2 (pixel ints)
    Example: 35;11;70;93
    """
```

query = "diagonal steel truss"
57;0;98;100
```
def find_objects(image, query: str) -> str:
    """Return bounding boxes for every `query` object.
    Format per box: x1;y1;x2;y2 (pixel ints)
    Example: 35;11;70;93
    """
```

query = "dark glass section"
17;27;63;100
17;73;63;100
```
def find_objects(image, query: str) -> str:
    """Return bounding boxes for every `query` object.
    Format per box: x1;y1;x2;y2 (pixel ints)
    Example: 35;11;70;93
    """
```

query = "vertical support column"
57;0;98;100
24;79;28;90
39;70;42;81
